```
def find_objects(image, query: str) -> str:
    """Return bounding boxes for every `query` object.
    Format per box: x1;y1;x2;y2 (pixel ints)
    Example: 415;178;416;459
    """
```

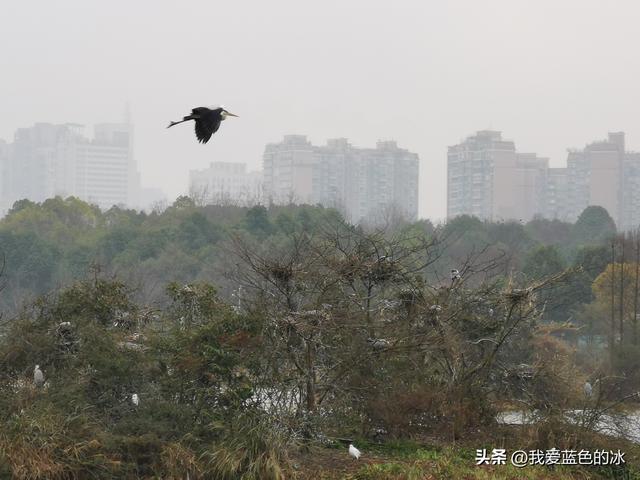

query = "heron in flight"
168;106;238;144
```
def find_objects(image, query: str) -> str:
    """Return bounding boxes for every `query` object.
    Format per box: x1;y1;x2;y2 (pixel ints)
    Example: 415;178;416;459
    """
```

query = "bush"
201;418;292;480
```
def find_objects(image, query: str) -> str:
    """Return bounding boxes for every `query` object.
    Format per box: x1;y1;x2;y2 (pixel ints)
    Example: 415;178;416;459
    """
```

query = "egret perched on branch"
131;393;140;406
167;106;238;144
349;444;361;460
33;365;44;388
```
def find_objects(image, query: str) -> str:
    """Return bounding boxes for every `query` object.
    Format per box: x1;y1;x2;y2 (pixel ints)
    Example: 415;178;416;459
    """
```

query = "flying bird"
33;365;44;388
167;106;238;144
349;443;361;460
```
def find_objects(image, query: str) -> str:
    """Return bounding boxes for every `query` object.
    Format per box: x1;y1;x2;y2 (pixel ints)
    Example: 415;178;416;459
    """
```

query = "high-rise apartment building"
623;152;640;230
0;139;9;215
542;167;570;221
448;130;640;230
76;123;139;210
263;135;419;224
1;122;140;212
189;161;262;206
566;132;640;230
263;135;316;205
447;130;547;222
566;133;623;225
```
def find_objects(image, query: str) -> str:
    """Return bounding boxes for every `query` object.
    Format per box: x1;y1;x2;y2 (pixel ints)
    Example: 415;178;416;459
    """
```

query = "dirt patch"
291;446;392;479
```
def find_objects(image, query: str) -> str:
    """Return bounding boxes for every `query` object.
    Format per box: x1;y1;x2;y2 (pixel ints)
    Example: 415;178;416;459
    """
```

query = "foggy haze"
2;0;640;221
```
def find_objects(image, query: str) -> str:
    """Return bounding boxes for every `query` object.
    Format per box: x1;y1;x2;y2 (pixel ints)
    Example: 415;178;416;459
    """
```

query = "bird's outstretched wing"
194;109;221;144
191;107;211;116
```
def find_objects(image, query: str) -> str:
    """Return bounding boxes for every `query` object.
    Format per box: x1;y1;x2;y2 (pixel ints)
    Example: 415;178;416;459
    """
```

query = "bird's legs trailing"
167;114;197;128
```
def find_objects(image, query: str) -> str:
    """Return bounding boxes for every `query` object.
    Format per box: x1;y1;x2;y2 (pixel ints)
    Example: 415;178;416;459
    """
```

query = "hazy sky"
2;0;640;220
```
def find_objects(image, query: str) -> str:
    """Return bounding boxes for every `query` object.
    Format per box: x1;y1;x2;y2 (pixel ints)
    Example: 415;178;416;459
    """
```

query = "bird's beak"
226;112;239;117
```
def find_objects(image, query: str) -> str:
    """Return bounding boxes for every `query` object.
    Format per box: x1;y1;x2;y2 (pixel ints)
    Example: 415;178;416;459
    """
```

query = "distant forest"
0;196;620;329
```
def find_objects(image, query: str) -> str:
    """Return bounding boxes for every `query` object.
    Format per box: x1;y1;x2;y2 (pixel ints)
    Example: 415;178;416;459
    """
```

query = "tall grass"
0;405;119;479
201;419;292;480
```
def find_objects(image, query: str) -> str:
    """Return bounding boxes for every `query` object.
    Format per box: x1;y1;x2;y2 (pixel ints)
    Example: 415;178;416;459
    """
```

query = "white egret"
367;338;390;350
33;365;44;388
584;381;593;397
349;444;361;460
132;393;140;406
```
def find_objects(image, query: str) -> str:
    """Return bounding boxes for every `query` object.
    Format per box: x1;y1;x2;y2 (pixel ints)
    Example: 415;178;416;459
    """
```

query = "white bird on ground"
131;393;140;406
33;365;44;388
584;381;593;397
349;443;361;460
367;338;390;350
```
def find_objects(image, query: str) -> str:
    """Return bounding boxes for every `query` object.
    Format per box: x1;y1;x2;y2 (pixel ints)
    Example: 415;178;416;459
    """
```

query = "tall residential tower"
263;135;419;225
447;130;640;230
1;122;139;212
447;130;547;222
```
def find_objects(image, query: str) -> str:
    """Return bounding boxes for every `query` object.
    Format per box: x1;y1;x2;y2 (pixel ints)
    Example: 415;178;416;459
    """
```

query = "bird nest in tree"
504;288;531;303
335;255;363;281
268;264;294;284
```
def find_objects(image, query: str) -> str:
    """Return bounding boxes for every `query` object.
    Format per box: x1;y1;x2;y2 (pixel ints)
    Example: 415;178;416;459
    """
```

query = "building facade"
447;130;548;222
448;130;640;230
542;167;570;221
0;139;9;215
189;161;262;206
1;122;140;212
76;123;139;210
263;135;419;224
565;133;622;225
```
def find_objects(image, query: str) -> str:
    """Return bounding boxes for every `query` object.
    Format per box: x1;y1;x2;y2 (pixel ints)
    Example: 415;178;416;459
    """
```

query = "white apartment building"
1;122;140;212
189;161;262;206
263;135;419;224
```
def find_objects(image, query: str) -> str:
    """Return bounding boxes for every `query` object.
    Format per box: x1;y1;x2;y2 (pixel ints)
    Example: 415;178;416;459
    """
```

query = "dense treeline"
0;196;617;323
1;196;638;479
0;196;342;313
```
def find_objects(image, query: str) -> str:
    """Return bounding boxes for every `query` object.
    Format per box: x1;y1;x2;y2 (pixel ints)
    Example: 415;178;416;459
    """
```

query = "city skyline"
3;119;640;229
5;116;640;223
447;130;640;230
0;120;166;215
2;0;640;221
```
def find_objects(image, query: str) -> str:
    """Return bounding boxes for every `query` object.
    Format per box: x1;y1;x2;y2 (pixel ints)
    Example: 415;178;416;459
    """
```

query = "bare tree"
226;219;578;439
